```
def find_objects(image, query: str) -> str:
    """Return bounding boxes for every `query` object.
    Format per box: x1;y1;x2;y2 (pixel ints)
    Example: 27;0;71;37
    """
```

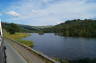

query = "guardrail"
5;37;60;63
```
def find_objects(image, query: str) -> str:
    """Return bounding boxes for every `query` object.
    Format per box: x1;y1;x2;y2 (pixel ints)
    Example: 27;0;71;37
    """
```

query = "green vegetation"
54;58;96;63
4;33;30;39
2;19;96;37
2;22;36;47
42;19;96;37
16;39;34;47
4;33;34;47
3;23;21;34
71;58;96;63
2;22;40;33
54;58;70;63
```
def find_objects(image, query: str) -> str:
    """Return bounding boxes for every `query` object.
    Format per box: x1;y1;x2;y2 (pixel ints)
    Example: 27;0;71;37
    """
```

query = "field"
4;33;34;47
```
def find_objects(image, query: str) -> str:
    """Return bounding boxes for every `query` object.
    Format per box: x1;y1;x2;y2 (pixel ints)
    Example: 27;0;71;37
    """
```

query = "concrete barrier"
5;38;60;63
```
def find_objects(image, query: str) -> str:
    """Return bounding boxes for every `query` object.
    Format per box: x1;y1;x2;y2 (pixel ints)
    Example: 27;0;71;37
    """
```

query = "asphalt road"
4;39;58;63
5;39;46;63
4;40;27;63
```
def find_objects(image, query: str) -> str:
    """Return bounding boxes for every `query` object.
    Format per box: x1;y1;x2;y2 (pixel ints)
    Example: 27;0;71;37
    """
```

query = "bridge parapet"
5;38;60;63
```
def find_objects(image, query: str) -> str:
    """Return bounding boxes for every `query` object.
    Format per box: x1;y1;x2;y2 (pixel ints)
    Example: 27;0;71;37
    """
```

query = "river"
22;33;96;60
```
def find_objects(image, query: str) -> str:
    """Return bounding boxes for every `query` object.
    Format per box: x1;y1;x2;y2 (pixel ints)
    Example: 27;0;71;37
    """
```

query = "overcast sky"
0;0;96;26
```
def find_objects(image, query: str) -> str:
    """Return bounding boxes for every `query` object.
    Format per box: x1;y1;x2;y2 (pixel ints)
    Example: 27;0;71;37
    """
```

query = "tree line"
42;19;96;37
2;22;21;34
2;19;96;37
2;22;39;34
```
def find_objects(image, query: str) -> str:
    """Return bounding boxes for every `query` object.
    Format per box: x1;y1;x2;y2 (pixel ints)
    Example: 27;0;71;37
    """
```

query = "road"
4;39;49;63
4;40;27;63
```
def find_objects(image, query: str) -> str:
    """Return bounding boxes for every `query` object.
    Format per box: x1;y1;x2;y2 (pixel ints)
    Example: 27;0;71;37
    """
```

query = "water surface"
23;33;96;60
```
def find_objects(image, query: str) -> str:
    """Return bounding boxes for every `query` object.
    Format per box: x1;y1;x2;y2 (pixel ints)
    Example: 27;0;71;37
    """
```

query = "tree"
42;19;96;37
6;23;21;34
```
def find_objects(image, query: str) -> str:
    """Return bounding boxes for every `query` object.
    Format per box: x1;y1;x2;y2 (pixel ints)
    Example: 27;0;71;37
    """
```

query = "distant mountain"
3;19;96;37
93;18;96;20
18;24;41;32
42;19;96;37
2;22;41;33
34;25;53;29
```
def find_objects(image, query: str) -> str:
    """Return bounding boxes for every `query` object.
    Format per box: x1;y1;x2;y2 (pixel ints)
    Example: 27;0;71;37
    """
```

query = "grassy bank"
4;33;34;47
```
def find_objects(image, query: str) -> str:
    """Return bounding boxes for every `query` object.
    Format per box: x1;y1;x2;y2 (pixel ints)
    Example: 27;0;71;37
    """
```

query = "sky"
0;0;96;26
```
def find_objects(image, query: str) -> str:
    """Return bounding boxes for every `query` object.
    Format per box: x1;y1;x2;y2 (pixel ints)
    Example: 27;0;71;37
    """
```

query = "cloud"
2;0;96;25
0;12;2;16
6;11;20;17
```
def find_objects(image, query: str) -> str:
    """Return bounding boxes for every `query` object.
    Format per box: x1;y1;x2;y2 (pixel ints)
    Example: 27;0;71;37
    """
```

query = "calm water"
23;33;96;60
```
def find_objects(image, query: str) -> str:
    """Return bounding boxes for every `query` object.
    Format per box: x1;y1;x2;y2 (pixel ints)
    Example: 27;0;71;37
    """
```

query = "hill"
43;19;96;37
2;22;40;33
2;19;96;37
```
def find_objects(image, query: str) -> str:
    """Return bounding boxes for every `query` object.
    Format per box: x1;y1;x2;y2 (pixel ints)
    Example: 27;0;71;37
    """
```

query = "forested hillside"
43;19;96;37
2;22;40;34
2;19;96;37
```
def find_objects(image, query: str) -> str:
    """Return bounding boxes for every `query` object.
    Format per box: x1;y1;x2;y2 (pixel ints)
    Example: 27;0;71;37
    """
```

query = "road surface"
5;40;27;63
4;39;50;63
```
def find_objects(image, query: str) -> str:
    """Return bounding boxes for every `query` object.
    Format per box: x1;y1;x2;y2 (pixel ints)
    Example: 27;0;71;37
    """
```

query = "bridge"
4;38;59;63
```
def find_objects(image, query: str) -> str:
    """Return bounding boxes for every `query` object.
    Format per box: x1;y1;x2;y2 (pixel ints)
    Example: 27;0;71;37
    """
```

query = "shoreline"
4;33;34;47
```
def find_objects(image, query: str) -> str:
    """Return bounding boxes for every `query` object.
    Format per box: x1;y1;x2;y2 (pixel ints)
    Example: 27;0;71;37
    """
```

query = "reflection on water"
38;33;44;35
23;33;96;60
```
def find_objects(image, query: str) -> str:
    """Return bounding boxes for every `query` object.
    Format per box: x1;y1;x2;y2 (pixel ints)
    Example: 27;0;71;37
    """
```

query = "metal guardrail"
5;38;60;63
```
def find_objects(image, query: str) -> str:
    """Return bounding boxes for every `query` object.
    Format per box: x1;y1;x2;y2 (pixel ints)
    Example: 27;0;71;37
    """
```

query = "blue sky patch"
0;0;96;26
